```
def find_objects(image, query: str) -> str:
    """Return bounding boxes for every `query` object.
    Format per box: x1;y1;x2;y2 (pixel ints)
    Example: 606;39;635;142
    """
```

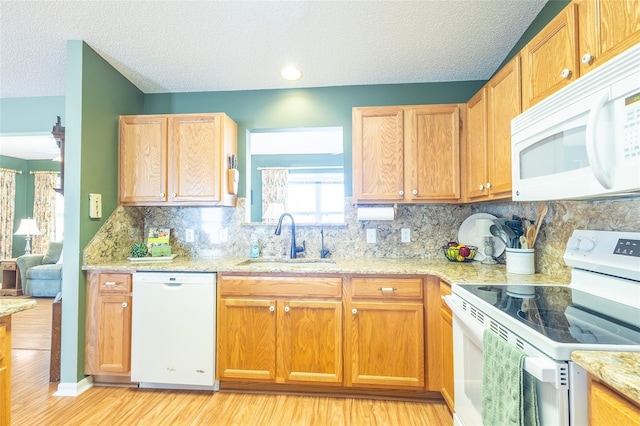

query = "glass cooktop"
456;284;640;345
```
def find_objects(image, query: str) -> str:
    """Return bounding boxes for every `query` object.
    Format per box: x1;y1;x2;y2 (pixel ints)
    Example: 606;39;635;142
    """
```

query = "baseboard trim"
53;376;93;396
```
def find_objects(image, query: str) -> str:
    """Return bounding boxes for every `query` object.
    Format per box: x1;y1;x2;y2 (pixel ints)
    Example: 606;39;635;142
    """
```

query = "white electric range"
445;229;640;426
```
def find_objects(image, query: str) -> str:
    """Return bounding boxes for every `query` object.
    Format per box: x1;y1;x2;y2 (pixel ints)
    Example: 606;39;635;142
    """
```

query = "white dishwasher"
131;272;218;390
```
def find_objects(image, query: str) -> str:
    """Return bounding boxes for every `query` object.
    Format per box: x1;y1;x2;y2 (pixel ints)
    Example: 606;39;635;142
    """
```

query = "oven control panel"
564;230;640;281
614;239;640;257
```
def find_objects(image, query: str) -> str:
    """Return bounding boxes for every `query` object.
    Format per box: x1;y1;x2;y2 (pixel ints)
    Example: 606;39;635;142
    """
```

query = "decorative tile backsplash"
85;196;640;280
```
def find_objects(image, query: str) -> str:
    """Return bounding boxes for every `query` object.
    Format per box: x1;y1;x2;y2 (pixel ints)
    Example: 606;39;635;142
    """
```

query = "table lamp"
14;218;42;255
475;218;498;265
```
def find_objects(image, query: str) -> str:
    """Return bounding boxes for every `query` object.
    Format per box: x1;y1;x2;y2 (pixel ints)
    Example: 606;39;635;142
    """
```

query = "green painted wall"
0;96;65;134
61;40;144;384
143;82;485;198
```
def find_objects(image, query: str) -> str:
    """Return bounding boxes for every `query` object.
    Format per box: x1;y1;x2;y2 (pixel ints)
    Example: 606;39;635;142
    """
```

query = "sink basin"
236;259;337;268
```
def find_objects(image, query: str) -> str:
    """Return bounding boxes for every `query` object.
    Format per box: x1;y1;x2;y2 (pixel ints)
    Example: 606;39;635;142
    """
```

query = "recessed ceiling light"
280;66;302;81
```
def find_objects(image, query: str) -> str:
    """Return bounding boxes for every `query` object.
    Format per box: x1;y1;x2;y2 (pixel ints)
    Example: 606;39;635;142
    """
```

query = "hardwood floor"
10;298;453;425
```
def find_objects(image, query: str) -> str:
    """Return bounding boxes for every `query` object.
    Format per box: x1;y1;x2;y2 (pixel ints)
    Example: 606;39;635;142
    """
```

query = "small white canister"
506;248;535;274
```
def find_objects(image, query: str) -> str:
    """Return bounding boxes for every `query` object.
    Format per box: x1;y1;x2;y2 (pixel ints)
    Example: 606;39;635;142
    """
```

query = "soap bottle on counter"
249;239;260;258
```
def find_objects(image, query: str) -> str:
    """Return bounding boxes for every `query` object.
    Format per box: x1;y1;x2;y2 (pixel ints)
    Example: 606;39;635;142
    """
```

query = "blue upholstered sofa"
15;241;62;297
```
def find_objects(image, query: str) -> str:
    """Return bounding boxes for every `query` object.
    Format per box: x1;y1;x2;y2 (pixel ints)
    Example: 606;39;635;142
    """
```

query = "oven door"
445;295;584;426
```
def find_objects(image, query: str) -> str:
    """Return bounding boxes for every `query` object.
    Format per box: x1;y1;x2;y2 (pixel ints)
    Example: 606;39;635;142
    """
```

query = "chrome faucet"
274;213;305;259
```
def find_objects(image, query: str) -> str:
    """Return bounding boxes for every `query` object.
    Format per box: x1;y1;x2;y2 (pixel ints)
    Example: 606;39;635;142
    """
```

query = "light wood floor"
10;298;453;425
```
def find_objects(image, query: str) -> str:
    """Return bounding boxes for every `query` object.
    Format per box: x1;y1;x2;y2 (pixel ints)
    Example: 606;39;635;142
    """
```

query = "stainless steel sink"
236;259;337;268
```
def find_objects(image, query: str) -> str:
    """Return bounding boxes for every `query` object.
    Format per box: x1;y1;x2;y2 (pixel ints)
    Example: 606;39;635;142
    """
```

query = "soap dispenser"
249;239;260;258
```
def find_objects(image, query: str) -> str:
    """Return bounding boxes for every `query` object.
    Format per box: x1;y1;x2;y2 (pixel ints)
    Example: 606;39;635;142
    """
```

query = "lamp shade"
14;218;42;236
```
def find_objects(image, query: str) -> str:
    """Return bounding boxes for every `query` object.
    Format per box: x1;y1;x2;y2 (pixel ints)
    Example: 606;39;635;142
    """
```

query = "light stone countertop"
0;298;37;317
572;351;640;405
83;256;570;285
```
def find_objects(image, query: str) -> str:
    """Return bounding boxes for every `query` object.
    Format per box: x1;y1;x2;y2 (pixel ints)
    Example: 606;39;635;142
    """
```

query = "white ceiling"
0;134;59;160
0;0;548;99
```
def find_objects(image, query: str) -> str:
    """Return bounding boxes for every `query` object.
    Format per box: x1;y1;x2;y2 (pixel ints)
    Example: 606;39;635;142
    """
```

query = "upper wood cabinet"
119;113;237;207
521;3;579;110
576;0;640;75
464;56;521;201
353;105;461;204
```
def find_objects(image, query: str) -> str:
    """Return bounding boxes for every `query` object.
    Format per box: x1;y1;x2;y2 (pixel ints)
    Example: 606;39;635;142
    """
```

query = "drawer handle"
378;287;396;293
104;281;119;287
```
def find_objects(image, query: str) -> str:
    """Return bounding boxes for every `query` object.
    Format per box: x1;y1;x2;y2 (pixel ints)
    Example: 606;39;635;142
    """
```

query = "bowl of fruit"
443;242;477;262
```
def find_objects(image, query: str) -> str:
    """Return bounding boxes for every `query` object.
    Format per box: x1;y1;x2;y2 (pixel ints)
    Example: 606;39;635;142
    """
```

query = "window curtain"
0;169;17;259
31;171;58;255
261;169;289;220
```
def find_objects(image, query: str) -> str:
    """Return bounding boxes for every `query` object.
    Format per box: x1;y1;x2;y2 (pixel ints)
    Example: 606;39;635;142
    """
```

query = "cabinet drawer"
351;277;423;299
219;276;342;298
98;273;132;293
2;262;16;271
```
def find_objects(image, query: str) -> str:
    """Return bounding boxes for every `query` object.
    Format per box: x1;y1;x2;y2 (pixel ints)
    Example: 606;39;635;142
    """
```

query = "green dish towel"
482;330;540;426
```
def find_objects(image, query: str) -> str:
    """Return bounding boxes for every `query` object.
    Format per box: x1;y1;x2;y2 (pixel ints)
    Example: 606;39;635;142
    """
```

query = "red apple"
459;246;471;257
447;241;458;247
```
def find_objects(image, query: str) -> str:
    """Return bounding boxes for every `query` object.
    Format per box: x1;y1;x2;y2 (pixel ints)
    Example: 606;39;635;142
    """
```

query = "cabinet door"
119;115;168;204
279;300;342;385
578;0;640;75
486;55;521;199
405;105;460;201
0;317;10;425
217;298;277;381
352;107;405;202
465;89;489;201
589;377;640;425
440;305;454;412
169;114;223;203
521;4;579;110
348;301;424;388
96;295;132;374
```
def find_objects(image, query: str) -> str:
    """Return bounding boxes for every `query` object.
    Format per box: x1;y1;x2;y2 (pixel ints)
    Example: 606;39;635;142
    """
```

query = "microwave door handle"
585;90;613;189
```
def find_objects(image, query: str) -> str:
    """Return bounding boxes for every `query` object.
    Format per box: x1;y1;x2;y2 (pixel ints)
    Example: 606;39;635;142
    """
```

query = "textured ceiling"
0;0;548;99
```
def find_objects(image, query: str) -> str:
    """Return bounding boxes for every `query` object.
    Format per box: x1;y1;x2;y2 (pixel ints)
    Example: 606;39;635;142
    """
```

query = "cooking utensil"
520;236;529;249
526;225;536;248
531;202;548;247
490;224;509;247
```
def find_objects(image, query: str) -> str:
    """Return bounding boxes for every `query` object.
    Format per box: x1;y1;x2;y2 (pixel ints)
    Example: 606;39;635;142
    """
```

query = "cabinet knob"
479;184;484;191
284;306;290;313
412;189;418;195
171;193;177;197
398;190;404;196
352;308;357;315
121;302;128;308
269;306;275;312
560;68;572;79
581;53;593;64
486;182;492;189
159;192;165;198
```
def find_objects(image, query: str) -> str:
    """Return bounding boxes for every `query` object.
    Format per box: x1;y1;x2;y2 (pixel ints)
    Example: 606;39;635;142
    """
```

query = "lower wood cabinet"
346;277;425;388
0;316;11;425
439;281;455;412
589;375;640;425
85;271;133;377
217;275;343;385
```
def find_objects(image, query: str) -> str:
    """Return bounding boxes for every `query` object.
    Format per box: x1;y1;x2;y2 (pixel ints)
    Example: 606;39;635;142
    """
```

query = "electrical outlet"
366;228;377;244
401;228;410;243
185;228;195;242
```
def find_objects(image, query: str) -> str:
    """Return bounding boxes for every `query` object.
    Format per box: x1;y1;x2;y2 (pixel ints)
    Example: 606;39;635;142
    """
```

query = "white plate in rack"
457;213;506;261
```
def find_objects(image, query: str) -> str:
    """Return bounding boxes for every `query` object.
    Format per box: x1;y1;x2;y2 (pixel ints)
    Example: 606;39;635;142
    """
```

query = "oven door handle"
443;295;567;389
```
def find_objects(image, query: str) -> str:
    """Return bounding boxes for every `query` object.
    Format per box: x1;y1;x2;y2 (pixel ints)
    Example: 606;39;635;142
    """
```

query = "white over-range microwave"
511;43;640;201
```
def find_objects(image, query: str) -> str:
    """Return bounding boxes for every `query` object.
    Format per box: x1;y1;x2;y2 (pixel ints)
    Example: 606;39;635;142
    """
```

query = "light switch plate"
185;228;195;242
88;193;102;219
401;228;410;243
